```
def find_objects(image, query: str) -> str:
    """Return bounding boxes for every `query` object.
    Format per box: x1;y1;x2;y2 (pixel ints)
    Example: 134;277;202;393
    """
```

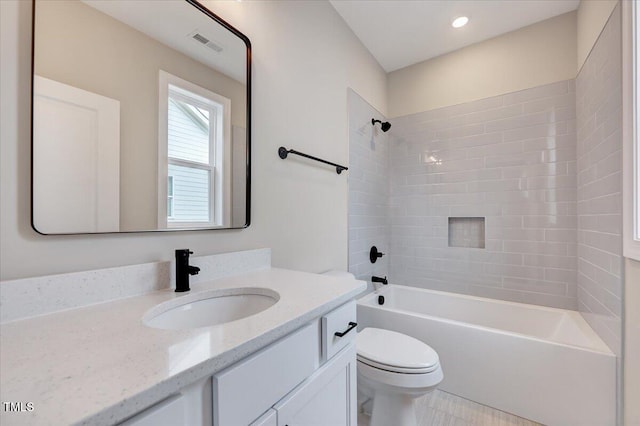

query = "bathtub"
357;285;616;426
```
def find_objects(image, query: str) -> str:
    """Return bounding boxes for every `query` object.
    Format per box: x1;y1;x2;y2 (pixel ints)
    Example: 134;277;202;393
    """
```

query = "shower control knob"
369;246;385;263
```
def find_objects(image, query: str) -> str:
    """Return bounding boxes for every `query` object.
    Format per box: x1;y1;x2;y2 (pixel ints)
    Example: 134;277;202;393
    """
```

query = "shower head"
371;118;391;132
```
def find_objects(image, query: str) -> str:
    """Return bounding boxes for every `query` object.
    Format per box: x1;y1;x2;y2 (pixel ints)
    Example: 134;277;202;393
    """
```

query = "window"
623;0;640;260
158;71;231;228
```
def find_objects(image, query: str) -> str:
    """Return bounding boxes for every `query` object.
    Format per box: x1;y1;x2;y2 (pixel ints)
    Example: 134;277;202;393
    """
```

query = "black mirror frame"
30;0;251;235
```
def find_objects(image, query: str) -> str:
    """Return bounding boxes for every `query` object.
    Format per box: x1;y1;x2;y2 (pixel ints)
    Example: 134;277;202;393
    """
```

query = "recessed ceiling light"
452;16;469;28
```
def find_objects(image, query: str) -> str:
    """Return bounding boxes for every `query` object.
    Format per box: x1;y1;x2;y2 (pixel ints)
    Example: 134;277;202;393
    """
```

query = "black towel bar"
278;146;348;174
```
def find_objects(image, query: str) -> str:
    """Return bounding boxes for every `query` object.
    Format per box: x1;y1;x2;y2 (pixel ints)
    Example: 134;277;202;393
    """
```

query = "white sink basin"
144;288;279;330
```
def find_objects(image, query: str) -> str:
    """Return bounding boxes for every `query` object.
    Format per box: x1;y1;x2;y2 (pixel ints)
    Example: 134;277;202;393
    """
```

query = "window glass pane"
167;95;210;164
167;164;210;222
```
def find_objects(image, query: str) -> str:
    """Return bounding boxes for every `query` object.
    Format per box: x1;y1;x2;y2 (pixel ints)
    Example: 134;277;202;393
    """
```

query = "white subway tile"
544;268;575;283
524;254;576;269
545;228;577;242
503;122;567;142
541;147;577;163
466;179;523;192
504;162;569;179
486;216;523;228
523;92;575;113
503;277;569;296
545;188;578;202
523;215;576;229
595;150;622;179
466;141;524;159
502;80;568;105
522;133;575;152
435;123;485;139
503;240;569;256
485;227;545;241
502;202;571;215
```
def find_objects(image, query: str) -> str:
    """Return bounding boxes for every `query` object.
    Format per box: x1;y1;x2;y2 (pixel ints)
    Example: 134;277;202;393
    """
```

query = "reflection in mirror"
31;0;250;234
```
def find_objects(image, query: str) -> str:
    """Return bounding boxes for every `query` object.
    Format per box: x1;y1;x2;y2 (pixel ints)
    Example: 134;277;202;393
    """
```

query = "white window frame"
157;70;232;229
623;0;640;261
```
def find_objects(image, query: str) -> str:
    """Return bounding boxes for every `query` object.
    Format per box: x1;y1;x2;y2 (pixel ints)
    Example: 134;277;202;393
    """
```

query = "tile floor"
357;390;543;426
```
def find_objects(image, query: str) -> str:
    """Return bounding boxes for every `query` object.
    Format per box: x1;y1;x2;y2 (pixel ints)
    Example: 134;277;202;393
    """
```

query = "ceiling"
83;0;246;83
329;0;580;72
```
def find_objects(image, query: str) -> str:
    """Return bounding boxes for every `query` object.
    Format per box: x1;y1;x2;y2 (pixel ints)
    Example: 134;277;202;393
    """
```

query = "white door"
274;344;357;426
33;75;120;233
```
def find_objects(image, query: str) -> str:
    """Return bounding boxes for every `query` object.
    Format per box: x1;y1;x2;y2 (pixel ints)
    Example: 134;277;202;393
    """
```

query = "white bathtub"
357;285;616;426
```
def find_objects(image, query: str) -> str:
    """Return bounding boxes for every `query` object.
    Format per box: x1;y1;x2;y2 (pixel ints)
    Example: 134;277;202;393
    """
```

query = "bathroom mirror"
31;0;251;234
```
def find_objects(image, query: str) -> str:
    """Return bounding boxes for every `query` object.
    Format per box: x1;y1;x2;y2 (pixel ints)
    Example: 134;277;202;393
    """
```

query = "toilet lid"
356;328;440;374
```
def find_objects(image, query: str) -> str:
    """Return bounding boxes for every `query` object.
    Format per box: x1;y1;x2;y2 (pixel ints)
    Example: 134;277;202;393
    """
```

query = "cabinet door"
274;344;356;426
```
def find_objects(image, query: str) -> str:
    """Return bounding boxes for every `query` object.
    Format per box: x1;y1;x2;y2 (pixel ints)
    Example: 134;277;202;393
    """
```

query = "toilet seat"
356;328;440;374
357;355;439;374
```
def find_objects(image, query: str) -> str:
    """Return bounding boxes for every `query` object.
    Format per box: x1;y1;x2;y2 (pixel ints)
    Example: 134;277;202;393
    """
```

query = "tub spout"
372;275;388;285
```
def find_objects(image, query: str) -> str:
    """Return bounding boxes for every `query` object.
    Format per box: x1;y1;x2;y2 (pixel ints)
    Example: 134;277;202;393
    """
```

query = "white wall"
0;0;387;280
625;258;640;426
387;11;577;117
577;0;619;70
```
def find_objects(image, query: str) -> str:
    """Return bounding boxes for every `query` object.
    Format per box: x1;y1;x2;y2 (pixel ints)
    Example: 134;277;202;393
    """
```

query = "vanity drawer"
212;323;319;426
322;301;357;361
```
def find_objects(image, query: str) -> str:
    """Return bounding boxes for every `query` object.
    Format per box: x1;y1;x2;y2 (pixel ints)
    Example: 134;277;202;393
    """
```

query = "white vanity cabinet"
120;377;213;426
121;301;358;426
216;300;358;426
273;343;357;426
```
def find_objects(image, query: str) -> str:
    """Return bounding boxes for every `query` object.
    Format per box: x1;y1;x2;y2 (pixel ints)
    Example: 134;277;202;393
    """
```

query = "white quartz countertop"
0;268;365;425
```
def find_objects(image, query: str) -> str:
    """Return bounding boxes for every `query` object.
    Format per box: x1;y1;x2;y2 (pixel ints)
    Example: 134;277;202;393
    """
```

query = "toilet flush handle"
334;322;358;337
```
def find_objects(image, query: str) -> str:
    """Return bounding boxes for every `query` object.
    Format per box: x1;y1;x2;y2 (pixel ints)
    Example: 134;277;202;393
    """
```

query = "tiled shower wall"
347;90;390;288
347;8;623;357
389;80;578;309
576;5;622;356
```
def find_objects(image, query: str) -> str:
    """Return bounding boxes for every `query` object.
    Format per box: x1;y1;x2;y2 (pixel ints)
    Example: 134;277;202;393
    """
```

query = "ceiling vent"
189;31;223;53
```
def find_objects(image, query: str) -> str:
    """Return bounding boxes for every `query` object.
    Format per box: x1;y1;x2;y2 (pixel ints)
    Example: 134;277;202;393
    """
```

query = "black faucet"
371;275;388;285
175;249;200;292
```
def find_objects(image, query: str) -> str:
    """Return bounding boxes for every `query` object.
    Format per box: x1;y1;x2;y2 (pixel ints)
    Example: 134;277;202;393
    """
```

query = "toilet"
320;270;443;426
357;327;443;426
